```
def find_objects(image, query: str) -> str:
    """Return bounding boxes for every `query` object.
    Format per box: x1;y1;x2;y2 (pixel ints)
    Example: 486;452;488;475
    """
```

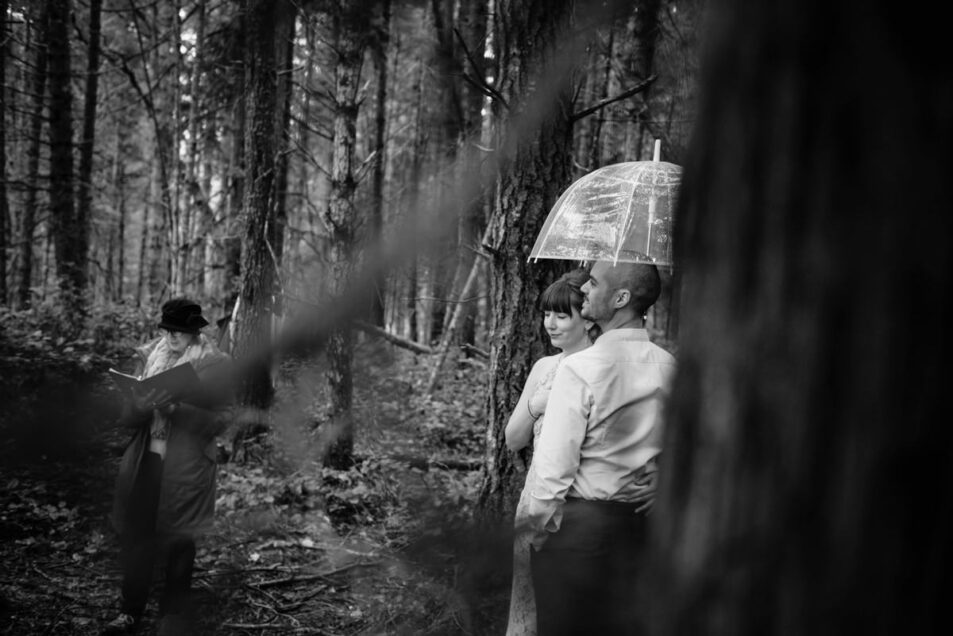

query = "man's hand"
530;529;549;551
632;468;658;514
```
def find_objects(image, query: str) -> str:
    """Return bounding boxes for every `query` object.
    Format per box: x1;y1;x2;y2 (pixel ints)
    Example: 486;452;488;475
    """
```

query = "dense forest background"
1;1;702;633
0;0;697;464
4;0;949;634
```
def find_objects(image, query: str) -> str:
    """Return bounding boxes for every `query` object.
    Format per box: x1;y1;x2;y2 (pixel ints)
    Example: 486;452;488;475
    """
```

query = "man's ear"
614;289;631;309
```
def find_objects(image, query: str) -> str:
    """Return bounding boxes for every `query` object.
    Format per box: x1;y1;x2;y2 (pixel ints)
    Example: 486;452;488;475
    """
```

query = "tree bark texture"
476;0;577;520
651;3;953;635
368;0;391;327
0;0;9;302
76;0;102;297
47;0;85;308
322;0;372;469
183;0;208;295
623;0;661;161
16;5;48;308
233;0;295;408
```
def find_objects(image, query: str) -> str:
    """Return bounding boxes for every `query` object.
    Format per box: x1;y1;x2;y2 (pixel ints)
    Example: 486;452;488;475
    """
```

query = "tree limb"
354;320;433;355
453;27;509;109
569;75;657;123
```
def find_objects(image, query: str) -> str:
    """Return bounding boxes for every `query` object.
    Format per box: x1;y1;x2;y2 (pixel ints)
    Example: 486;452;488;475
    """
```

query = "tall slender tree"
367;0;391;327
233;0;296;409
17;5;50;308
47;0;85;312
0;0;9;303
322;0;373;469
76;0;102;295
624;0;662;160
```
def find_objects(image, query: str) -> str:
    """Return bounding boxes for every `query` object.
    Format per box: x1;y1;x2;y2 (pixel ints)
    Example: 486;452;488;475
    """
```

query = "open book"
109;363;200;402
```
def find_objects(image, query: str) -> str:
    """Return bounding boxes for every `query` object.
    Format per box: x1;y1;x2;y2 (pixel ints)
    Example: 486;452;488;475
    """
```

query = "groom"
527;260;676;635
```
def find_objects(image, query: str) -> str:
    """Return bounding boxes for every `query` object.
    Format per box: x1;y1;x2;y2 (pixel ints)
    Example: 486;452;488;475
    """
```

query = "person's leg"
159;534;196;617
119;451;163;618
607;511;649;635
531;501;612;636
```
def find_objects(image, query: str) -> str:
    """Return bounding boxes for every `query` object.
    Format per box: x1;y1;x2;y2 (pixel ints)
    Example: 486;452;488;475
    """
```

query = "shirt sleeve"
526;360;592;542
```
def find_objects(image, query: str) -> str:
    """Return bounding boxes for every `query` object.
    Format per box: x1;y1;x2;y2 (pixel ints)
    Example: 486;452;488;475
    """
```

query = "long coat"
111;337;231;537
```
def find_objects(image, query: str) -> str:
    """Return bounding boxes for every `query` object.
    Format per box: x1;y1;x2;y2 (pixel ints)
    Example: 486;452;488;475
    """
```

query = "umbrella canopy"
529;160;681;265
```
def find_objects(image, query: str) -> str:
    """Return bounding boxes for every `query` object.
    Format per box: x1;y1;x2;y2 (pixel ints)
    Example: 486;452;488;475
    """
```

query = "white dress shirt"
527;328;675;538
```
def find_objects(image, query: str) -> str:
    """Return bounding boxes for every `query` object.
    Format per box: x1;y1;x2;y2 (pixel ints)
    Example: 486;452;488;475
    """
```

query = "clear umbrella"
529;145;681;265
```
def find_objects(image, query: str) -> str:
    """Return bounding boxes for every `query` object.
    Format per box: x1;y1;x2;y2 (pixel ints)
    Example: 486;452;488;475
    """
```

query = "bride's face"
543;306;589;352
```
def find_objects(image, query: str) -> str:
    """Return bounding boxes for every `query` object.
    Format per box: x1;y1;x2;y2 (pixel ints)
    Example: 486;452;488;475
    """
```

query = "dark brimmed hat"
158;298;209;333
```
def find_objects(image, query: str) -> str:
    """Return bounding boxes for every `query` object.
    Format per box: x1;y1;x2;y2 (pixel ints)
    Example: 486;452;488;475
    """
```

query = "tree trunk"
113;134;127;300
136;160;151;306
367;0;391;327
652;3;953;635
75;0;102;298
322;0;371;469
184;0;208;295
272;6;295;296
623;0;661;161
437;0;489;345
169;0;186;293
0;0;9;303
233;0;296;409
47;0;84;311
17;5;49;309
586;28;613;168
223;94;245;305
476;0;578;520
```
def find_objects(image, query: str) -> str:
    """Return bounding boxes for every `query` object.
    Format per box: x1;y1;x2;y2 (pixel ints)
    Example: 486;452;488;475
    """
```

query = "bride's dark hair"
538;268;601;341
538;268;588;314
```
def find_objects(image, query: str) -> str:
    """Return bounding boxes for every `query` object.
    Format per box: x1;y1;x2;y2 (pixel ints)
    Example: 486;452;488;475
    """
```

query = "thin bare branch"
569;74;657;123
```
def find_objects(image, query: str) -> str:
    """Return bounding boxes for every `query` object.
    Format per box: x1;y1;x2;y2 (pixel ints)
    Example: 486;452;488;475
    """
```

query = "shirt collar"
596;327;650;343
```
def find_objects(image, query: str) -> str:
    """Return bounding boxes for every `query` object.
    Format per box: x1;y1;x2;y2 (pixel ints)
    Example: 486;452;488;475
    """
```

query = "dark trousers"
531;499;648;636
120;451;196;617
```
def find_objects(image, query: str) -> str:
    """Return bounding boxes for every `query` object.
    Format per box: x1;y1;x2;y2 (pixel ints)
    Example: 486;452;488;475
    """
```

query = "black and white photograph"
1;0;949;634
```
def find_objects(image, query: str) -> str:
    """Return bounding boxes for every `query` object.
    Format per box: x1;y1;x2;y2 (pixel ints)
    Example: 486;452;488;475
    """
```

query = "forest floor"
0;339;513;635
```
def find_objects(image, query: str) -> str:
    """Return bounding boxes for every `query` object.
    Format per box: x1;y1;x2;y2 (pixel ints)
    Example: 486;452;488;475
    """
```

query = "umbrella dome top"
530;159;682;265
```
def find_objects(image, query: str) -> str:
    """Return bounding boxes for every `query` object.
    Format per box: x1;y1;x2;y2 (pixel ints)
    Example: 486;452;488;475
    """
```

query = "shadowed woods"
6;0;949;634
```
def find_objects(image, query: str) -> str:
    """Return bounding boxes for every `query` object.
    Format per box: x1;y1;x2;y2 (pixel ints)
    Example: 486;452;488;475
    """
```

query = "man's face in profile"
580;262;615;323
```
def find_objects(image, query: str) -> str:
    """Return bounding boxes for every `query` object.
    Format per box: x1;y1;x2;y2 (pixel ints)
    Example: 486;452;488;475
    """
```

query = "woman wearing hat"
105;298;231;635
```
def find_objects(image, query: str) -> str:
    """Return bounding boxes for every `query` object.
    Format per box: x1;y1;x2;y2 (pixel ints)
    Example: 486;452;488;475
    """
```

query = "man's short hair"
619;262;661;315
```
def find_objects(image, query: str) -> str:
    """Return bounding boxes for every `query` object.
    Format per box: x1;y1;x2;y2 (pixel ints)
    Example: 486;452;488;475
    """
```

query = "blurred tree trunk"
624;0;661;161
233;0;296;410
110;131;127;300
476;0;578;519
0;0;9;303
76;0;102;298
272;6;295;298
387;53;426;342
47;0;85;311
223;95;245;306
322;0;372;469
586;28;613;168
435;0;488;346
573;54;598;172
16;5;48;309
367;0;391;327
184;0;208;295
136;157;151;306
652;2;953;635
